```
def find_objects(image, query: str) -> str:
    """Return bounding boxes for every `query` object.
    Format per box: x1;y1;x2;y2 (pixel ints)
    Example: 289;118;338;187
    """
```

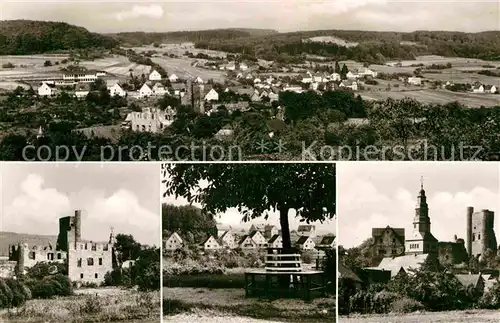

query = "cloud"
114;4;164;21
4;174;159;247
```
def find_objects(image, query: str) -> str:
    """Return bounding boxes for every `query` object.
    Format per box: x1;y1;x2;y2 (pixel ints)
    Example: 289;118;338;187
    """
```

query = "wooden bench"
244;248;326;301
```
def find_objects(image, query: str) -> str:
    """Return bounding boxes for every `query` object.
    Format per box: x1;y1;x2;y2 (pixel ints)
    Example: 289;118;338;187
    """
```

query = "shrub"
365;79;378;85
163;273;245;289
80;295;103;315
2;62;15;68
391;297;424;313
43;60;52;67
0;279;14;308
373;291;399;313
26;274;72;299
302;252;313;264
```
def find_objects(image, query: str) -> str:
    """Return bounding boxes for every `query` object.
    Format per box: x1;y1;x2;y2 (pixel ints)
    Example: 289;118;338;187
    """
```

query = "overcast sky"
1;163;160;247
338;162;499;248
0;1;498;33
161;165;336;234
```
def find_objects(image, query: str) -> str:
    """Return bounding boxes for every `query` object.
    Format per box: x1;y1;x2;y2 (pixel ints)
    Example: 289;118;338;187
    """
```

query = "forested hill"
0;20;119;55
195;29;500;63
107;28;279;46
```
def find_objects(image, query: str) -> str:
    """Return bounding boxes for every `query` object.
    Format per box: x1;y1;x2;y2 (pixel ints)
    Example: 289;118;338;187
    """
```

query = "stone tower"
414;179;431;234
466;206;497;258
57;210;82;252
405;178;438;255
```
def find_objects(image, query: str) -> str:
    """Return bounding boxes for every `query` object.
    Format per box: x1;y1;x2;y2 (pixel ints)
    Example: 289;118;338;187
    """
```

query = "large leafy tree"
163;163;336;250
162;204;217;243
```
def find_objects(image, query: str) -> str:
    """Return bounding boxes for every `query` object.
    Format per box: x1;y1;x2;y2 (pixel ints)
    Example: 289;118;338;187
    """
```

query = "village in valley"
0;10;499;160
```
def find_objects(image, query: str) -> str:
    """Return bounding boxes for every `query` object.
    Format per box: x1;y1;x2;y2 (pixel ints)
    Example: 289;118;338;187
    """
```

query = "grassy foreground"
341;309;500;323
163;287;335;323
1;288;160;323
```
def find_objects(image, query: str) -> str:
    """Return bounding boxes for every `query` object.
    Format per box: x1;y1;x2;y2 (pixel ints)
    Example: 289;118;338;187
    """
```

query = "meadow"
360;89;499;108
341;309;500;323
163;287;334;323
0;287;160;323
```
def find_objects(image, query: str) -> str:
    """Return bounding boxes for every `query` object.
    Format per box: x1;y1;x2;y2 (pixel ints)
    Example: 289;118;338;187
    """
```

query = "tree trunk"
278;207;293;292
279;207;291;251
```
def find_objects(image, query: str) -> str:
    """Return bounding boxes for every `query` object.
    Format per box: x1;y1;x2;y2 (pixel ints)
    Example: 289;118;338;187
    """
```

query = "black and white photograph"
161;163;336;322
337;162;500;322
0;2;499;161
0;163;161;322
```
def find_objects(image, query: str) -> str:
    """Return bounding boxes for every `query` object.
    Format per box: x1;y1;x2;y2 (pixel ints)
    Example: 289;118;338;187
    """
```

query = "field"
0;54;151;84
165;311;286;323
360;89;499;108
0;287;160;323
164;287;334;323
151;57;226;82
341;309;500;323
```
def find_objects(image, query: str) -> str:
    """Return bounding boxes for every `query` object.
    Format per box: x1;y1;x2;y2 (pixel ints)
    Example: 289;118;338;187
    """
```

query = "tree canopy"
164;163;336;249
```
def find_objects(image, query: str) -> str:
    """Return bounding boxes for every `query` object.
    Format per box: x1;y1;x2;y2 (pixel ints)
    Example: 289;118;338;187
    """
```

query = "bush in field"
479;281;500;309
302;252;313;264
80;295;103;314
0;279;14;308
2;62;15;68
372;291;399;314
26;274;72;299
43;60;52;67
26;262;67;280
5;279;30;308
390;297;424;313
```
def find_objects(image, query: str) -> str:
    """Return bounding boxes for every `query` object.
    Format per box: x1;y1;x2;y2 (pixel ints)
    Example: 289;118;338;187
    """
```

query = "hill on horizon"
0;231;58;257
106;28;279;46
0;19;118;55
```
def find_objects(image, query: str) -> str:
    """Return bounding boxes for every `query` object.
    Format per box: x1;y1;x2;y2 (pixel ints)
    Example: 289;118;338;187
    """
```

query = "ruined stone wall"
0;259;16;279
68;241;113;285
470;209;497;258
438;241;468;266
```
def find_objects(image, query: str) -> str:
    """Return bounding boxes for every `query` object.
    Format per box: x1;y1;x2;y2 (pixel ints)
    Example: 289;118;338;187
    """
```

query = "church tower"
413;178;431;234
405;177;438;255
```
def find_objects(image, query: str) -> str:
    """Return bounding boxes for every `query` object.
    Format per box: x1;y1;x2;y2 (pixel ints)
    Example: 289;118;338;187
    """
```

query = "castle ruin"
466;206;497;259
9;210;115;285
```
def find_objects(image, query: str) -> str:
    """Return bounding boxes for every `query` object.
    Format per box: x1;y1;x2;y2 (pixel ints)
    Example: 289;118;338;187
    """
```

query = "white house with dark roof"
296;236;316;250
316;236;336;249
152;83;168;96
238;235;257;249
38;82;56;96
74;83;91;98
138;83;153;98
200;235;221;250
249;230;267;248
268;234;283;248
108;83;126;97
164;232;183;251
264;225;279;239
149;70;162;81
195;76;204;84
298;225;316;237
340;80;358;91
168;74;179;83
219;230;237;249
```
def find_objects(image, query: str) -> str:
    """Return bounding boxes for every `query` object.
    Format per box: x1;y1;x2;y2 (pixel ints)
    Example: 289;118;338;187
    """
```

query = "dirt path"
340;309;500;323
164;313;286;323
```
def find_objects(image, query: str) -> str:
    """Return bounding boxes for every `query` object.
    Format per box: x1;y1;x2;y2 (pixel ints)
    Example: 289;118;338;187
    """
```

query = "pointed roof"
167;232;183;243
140;83;152;91
238;234;253;245
319;236;335;245
455;274;483;288
296;236;311;245
268;234;281;244
199;235;216;246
